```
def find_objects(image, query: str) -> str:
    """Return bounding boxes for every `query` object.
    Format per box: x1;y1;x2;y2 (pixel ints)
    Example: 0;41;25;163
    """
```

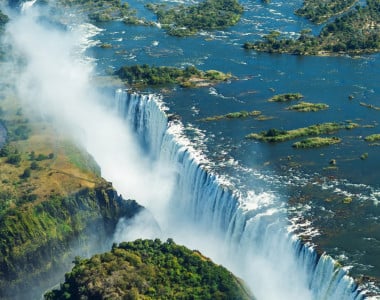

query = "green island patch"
56;0;152;24
287;101;329;112
244;0;380;55
200;110;261;121
292;137;341;148
268;93;304;102
146;0;243;37
115;64;232;87
246;121;359;143
45;239;254;300
364;134;380;142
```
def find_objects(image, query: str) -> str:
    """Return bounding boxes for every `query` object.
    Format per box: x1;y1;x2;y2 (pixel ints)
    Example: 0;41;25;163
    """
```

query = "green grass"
0;94;102;213
115;64;231;87
292;137;341;148
364;134;380;142
200;110;261;122
268;93;304;102
287;101;329;112
246;121;359;142
63;141;101;176
146;0;243;37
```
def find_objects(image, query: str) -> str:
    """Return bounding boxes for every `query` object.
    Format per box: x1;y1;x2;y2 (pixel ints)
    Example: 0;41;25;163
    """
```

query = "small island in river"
146;0;243;37
268;93;304;102
200;110;262;122
115;64;232;88
246;121;358;143
292;137;341;149
286;101;329;112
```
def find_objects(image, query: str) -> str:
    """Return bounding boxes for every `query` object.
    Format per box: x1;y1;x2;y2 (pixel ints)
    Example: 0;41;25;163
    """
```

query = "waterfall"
111;89;365;300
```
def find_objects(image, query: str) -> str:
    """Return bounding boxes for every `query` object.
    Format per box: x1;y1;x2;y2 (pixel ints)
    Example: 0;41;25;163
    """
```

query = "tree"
20;168;31;179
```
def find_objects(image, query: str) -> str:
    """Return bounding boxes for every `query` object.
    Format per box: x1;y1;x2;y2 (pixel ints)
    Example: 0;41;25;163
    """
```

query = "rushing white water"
111;90;365;300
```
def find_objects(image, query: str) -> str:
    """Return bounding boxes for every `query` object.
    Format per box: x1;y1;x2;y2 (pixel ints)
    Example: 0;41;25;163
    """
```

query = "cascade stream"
110;89;365;300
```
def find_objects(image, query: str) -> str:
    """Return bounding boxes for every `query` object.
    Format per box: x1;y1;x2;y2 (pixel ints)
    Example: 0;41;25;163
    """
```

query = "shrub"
7;153;22;165
20;168;31;179
30;161;39;170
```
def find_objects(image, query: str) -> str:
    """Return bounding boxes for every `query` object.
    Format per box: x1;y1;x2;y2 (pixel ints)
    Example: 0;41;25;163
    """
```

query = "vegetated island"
146;0;244;37
360;102;380;111
295;0;357;24
56;0;153;25
244;0;380;55
268;93;304;102
0;95;143;300
286;101;329;112
200;110;262;121
292;137;341;148
45;239;255;300
115;64;232;87
246;121;359;143
364;134;380;142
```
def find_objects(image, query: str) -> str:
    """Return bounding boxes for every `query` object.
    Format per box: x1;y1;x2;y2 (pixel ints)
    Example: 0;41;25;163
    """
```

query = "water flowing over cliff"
111;90;365;300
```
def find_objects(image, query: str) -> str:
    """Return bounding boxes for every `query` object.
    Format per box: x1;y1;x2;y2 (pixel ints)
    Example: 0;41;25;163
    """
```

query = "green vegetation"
255;115;274;121
295;0;357;24
246;121;359;142
200;110;261;121
292;137;341;148
115;64;232;87
45;239;254;300
343;196;353;204
0;87;142;300
146;0;244;37
360;152;369;160
287;101;329;112
364;134;380;142
268;93;304;102
0;10;9;27
57;0;151;24
244;0;380;55
1;112;31;141
360;102;380;111
0;185;142;300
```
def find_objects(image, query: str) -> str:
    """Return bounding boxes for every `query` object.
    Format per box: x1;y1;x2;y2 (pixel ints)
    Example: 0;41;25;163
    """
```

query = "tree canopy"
45;239;254;300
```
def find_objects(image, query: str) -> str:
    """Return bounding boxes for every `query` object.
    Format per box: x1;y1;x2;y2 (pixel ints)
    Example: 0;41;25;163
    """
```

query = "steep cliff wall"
0;184;143;300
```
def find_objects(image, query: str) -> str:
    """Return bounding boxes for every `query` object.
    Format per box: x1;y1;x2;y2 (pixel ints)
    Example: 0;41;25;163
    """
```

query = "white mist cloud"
3;6;174;207
113;210;163;243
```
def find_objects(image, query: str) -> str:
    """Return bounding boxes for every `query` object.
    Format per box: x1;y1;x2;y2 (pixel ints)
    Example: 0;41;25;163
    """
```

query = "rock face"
0;184;143;300
0;121;6;148
45;239;255;300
